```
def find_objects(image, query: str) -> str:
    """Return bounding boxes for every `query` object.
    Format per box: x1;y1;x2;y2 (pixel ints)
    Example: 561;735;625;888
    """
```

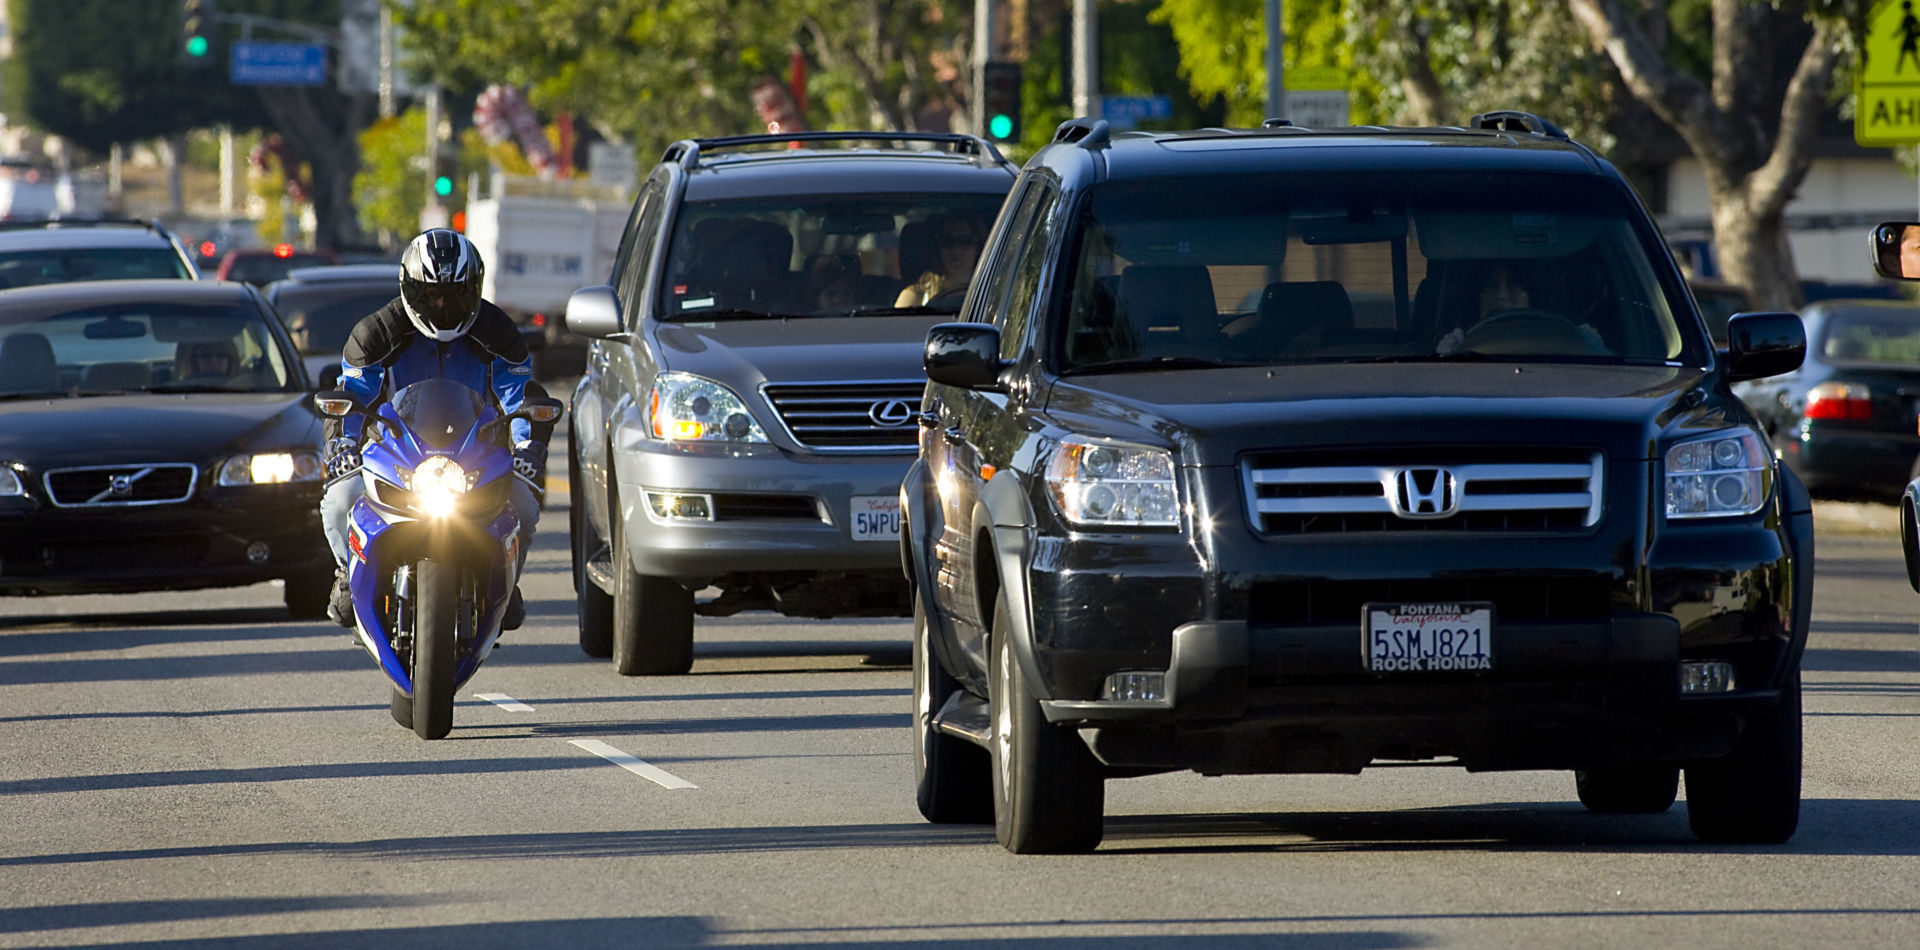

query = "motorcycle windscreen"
387;378;491;450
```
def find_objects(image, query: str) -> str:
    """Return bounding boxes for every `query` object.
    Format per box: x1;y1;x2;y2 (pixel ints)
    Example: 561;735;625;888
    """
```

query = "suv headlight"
1045;438;1179;529
649;372;768;443
217;451;323;486
1664;429;1772;519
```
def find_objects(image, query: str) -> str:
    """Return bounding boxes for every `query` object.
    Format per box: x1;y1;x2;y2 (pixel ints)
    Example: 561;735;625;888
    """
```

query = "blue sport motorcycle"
316;378;562;739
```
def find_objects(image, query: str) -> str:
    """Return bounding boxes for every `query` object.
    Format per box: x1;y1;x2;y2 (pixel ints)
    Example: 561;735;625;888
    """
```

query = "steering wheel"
926;284;969;308
1462;308;1609;356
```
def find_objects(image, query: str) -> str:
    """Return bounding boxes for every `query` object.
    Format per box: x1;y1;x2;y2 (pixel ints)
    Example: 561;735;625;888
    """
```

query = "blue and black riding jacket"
324;298;533;446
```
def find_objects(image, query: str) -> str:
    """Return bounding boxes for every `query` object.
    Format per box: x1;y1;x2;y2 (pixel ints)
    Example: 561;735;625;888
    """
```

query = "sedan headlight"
0;465;23;497
1665;429;1772;519
649;372;768;443
1045;438;1179;529
217;451;323;486
406;456;469;517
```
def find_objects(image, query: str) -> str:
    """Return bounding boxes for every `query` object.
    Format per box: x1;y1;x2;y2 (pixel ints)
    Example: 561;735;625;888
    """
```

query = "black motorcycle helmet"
399;228;484;342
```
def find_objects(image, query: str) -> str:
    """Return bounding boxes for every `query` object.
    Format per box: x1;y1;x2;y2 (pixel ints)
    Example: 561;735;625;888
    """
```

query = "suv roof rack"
1052;117;1112;149
1468;111;1569;140
0;216;172;233
661;131;1007;171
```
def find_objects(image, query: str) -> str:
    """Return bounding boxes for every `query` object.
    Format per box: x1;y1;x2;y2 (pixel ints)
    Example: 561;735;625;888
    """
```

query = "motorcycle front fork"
387;563;478;669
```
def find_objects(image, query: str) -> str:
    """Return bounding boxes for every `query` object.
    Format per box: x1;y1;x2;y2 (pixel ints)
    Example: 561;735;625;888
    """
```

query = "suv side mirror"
1724;311;1805;382
924;323;1008;392
1871;221;1920;280
565;285;623;339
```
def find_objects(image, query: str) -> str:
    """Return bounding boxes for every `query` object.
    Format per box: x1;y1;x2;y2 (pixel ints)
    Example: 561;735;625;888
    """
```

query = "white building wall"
1665;156;1913;283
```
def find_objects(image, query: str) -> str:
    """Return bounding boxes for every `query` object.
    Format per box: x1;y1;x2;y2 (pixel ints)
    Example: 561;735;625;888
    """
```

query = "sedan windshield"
658;192;1008;321
1054;172;1703;372
0;247;190;288
0;301;297;397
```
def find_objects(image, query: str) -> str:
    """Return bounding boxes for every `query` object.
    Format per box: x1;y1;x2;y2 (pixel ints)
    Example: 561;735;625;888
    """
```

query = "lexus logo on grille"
1392;467;1458;519
868;399;914;427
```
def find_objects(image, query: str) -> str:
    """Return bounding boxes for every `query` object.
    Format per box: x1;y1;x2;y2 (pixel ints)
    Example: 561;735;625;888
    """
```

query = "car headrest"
0;332;58;393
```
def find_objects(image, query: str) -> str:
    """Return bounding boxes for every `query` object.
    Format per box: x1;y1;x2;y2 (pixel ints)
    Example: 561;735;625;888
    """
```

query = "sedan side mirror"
1724;311;1805;383
564;285;623;339
1871;221;1920;280
924;322;1008;392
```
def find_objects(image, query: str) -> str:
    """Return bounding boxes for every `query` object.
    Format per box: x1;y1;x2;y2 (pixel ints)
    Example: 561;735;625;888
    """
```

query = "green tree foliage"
1151;0;1363;128
354;108;491;238
397;0;972;161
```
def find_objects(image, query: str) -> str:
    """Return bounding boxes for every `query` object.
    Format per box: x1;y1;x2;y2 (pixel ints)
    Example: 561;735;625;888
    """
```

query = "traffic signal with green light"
982;62;1022;142
432;152;457;200
181;0;216;63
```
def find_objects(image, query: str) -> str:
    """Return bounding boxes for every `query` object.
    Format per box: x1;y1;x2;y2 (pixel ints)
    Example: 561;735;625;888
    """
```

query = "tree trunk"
1710;189;1802;312
256;85;372;251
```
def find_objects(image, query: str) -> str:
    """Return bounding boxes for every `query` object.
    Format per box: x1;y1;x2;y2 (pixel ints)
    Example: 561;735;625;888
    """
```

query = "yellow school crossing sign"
1858;0;1920;145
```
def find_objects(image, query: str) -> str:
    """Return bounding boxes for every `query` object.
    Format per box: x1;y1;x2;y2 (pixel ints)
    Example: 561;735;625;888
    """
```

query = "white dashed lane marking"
474;693;535;712
568;739;699;789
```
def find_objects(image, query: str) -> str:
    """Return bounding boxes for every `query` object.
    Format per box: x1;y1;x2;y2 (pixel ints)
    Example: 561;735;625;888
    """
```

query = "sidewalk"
1813;500;1901;537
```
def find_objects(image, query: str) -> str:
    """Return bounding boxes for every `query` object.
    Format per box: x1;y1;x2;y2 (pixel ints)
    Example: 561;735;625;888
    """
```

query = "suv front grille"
1244;453;1602;534
44;464;198;508
761;381;923;452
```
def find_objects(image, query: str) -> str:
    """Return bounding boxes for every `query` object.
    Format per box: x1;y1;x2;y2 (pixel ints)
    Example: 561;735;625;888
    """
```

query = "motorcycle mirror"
314;391;356;417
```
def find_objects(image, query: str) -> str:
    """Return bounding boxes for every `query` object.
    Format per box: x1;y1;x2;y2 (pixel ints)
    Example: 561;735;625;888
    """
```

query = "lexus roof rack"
661;131;1007;172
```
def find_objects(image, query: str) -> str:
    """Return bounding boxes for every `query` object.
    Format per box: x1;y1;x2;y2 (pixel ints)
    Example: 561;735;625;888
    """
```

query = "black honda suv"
903;112;1814;853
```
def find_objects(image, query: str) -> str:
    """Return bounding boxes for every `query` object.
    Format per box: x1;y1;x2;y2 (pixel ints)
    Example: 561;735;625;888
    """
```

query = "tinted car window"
269;286;396;354
1056;173;1697;371
0;248;190;288
1820;309;1920;364
0;301;296;395
226;253;338;286
658;192;1008;319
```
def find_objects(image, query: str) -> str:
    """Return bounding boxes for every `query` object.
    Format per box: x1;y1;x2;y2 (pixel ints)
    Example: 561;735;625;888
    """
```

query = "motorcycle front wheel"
411;558;458;740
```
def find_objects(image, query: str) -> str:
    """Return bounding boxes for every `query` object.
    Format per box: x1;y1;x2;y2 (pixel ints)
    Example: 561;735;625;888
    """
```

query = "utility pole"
972;0;997;135
1265;0;1285;121
1072;0;1098;120
378;5;394;119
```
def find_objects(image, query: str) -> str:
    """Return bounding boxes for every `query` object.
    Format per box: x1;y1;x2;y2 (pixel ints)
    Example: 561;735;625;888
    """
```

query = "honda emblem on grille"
868;399;914;427
1392;467;1458;519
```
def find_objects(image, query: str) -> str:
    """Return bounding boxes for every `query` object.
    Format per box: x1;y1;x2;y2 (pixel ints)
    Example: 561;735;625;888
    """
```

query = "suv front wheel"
914;593;992;823
1684;675;1802;843
610;498;696;675
989;597;1104;853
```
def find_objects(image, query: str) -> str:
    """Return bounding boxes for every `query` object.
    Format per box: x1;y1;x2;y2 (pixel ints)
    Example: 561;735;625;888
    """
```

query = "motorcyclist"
320;228;548;629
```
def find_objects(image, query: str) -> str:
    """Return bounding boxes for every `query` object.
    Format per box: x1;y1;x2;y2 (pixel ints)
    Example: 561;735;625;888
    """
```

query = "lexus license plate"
1364;602;1493;673
849;495;900;541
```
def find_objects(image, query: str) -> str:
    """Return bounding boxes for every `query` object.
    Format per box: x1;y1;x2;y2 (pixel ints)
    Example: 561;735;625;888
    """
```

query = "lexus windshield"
1053;172;1705;372
659;192;1007;320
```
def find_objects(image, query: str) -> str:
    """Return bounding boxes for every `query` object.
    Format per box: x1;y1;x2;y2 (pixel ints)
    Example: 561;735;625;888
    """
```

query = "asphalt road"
4;496;1919;949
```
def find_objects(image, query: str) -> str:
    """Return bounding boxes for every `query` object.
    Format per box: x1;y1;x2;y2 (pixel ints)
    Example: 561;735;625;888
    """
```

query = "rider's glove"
512;441;548;485
324;437;361;481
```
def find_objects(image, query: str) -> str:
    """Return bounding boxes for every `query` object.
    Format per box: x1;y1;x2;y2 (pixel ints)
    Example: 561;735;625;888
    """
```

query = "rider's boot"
326;568;354;628
503;586;525;631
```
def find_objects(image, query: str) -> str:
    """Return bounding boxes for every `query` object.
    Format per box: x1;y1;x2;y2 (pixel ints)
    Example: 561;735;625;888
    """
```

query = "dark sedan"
0;279;333;615
1735;298;1920;499
262;263;399;385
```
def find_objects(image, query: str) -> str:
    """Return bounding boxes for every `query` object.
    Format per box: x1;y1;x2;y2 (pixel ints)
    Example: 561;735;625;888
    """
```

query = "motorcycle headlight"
1045;438;1179;529
1664;429;1772;519
649;372;768;443
406;456;469;517
218;451;324;486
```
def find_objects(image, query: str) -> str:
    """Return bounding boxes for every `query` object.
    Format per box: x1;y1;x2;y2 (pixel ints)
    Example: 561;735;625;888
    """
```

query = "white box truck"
463;174;630;377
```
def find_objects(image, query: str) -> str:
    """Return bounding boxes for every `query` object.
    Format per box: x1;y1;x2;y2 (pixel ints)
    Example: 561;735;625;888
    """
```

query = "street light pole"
1072;0;1098;120
1266;0;1285;121
973;0;997;136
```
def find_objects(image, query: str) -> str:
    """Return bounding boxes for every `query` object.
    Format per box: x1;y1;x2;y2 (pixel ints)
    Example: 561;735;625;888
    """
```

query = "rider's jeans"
322;474;541;575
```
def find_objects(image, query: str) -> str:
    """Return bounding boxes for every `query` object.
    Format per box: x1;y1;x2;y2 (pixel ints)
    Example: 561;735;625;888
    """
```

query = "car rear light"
1804;382;1872;420
273;243;294;258
531;312;547;327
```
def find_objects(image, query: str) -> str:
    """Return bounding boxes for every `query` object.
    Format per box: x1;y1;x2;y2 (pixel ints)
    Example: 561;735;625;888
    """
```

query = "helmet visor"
403;278;480;332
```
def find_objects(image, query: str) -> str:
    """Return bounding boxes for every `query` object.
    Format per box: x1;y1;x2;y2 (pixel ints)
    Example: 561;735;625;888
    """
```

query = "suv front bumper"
614;440;913;585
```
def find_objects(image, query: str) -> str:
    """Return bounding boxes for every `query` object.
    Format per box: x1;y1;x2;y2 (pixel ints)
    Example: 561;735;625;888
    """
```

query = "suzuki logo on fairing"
868;399;914;427
1392;467;1458;519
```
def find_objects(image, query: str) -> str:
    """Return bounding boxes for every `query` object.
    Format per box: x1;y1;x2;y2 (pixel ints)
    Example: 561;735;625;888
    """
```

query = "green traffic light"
989;114;1014;139
434;176;454;198
185;35;209;57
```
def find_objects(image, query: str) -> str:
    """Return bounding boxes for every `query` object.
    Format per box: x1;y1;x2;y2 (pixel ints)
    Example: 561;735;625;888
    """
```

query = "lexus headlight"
1665;429;1772;519
649;372;768;443
218;451;323;486
1045;438;1179;529
0;465;23;497
406;456;469;517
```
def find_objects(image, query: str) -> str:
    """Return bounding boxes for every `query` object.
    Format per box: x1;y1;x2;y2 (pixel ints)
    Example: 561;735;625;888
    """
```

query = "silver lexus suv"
564;132;1016;674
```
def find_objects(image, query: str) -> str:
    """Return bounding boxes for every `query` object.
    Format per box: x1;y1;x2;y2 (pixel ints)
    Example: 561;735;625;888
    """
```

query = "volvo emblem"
1391;467;1458;519
868;399;914;427
108;474;134;497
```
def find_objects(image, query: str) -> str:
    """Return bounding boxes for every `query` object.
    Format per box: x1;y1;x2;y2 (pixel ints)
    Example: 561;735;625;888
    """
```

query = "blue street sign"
1100;95;1173;130
230;42;328;87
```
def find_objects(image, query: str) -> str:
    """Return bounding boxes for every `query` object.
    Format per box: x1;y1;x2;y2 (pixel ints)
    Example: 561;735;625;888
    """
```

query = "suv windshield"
659;192;1006;320
0;247;190;288
1056;172;1701;372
